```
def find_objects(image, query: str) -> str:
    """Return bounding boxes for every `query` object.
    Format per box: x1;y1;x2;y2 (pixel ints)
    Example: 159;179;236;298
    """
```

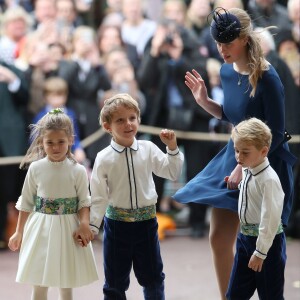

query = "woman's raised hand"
185;69;208;106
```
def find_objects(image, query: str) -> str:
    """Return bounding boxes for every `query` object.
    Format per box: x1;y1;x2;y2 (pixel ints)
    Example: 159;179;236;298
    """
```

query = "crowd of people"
0;0;299;245
0;0;300;299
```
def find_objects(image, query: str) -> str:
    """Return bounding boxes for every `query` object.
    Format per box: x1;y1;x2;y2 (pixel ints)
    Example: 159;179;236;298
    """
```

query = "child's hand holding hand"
73;224;94;247
159;129;177;151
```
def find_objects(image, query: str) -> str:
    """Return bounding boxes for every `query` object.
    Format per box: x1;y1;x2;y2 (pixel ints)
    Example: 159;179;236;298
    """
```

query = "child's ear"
68;137;74;146
102;122;112;133
262;146;269;157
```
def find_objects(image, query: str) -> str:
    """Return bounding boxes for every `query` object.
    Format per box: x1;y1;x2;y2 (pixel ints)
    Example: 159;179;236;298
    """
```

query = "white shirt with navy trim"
238;157;284;259
90;138;184;234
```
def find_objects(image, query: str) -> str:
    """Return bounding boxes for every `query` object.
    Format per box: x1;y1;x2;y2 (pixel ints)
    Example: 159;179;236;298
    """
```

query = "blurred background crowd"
0;0;299;249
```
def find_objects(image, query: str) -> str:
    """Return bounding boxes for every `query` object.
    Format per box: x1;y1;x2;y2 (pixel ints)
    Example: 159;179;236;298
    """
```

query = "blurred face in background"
35;0;57;24
213;0;244;10
255;0;275;9
288;0;300;25
104;49;128;79
4;18;28;41
106;0;123;13
122;0;143;24
163;0;186;26
73;27;96;57
45;91;67;108
56;0;76;25
188;0;211;19
98;26;122;55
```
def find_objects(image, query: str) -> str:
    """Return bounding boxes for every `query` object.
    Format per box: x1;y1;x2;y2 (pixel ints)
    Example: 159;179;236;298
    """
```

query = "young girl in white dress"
8;108;98;300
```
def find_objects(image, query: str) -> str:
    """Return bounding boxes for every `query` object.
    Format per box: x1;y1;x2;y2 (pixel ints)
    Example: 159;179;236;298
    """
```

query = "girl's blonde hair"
228;8;270;97
231;117;272;150
20;109;76;169
99;93;141;126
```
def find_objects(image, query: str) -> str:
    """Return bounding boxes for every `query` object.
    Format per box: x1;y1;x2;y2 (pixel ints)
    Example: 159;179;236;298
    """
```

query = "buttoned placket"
240;169;252;224
125;147;138;210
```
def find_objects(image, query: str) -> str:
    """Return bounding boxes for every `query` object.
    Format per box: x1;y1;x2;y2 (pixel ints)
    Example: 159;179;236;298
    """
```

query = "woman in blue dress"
173;7;297;299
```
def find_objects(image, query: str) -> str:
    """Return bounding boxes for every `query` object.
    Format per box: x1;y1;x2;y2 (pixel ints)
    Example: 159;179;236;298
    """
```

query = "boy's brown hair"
99;93;141;126
43;77;68;96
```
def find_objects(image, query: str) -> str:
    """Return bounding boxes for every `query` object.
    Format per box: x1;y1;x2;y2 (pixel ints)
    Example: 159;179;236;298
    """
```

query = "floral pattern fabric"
106;205;156;222
34;196;78;215
241;223;283;237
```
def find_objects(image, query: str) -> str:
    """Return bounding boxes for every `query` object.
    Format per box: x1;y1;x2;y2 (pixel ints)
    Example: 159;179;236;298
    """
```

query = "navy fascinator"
209;7;241;43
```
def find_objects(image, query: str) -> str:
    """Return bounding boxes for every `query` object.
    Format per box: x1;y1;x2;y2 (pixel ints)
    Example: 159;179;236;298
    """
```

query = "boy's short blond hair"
43;77;68;95
231;117;272;149
99;93;141;126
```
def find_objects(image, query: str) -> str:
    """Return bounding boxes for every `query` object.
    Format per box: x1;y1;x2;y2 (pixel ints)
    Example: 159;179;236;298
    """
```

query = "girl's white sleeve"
15;166;36;212
76;165;91;210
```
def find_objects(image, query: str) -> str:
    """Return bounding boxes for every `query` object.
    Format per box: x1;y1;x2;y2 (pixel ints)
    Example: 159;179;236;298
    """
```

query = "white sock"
59;288;73;300
31;286;48;300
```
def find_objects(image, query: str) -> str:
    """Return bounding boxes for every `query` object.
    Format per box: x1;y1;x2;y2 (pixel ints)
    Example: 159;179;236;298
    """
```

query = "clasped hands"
73;224;95;247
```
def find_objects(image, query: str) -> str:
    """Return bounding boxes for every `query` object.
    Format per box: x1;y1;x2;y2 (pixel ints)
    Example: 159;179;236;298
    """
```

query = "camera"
160;18;177;45
164;33;174;45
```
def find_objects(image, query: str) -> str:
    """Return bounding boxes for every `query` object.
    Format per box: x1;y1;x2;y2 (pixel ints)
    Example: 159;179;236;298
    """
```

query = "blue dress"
173;63;297;226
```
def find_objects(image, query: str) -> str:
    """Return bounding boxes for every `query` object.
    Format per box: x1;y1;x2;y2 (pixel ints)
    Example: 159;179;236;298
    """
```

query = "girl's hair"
229;8;270;97
99;93;141;126
20;109;76;169
231;117;272;150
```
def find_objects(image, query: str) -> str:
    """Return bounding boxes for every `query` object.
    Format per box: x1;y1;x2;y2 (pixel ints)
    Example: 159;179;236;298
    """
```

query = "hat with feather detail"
209;7;241;43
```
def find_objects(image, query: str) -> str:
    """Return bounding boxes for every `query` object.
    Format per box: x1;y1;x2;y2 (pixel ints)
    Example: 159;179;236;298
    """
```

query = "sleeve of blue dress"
259;67;285;153
256;66;297;226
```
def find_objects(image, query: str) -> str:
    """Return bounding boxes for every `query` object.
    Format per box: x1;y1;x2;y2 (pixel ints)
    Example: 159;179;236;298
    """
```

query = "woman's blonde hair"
229;8;270;97
20;109;76;169
231;117;272;150
99;93;141;126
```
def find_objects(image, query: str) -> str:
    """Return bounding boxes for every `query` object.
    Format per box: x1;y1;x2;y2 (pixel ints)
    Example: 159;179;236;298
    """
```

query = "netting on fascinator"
208;7;241;43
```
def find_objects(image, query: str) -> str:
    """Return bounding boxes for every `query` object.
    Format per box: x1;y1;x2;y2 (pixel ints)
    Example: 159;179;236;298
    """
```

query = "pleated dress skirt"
16;212;99;288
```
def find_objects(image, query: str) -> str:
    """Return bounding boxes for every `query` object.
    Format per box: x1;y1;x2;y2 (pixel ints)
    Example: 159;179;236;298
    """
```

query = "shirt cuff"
254;249;267;260
89;224;99;235
166;147;180;156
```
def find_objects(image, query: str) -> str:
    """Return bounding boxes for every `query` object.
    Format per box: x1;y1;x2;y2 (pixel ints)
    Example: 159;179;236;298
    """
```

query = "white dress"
15;157;99;288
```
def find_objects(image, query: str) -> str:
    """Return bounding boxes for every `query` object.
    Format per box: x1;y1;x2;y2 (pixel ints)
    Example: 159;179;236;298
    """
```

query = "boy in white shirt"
87;93;184;299
226;117;286;300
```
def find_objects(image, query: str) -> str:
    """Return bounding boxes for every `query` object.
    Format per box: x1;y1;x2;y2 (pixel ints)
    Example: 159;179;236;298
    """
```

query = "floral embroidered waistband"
240;223;283;237
105;205;156;222
34;196;78;215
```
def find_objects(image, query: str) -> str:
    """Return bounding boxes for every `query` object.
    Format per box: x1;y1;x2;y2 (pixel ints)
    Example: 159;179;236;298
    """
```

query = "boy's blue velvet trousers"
102;216;165;300
226;232;286;300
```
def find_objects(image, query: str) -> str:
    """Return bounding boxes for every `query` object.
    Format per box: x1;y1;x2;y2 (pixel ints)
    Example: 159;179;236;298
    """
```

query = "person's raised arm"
185;69;222;119
159;129;177;151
